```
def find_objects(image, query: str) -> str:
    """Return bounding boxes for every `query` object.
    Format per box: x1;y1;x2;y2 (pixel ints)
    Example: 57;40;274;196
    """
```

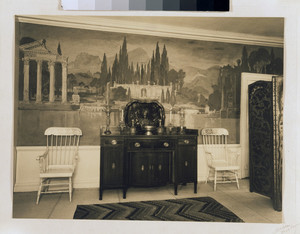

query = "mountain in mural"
69;52;101;74
128;48;150;65
107;47;150;68
183;65;220;97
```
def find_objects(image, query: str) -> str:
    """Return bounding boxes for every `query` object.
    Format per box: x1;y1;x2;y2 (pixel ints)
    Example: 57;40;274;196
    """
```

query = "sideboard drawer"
127;139;175;150
178;137;197;146
101;137;124;146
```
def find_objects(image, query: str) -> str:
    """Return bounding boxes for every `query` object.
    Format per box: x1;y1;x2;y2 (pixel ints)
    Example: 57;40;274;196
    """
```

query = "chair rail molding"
16;15;283;48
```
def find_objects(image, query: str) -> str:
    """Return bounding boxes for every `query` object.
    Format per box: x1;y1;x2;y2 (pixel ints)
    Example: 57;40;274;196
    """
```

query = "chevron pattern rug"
73;197;244;222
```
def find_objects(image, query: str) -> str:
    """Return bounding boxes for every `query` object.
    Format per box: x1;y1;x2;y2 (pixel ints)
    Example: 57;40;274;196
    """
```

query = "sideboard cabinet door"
100;137;125;200
129;152;170;187
175;137;198;194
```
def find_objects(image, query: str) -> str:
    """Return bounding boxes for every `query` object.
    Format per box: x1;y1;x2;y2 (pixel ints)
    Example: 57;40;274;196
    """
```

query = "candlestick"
106;82;110;105
104;104;111;135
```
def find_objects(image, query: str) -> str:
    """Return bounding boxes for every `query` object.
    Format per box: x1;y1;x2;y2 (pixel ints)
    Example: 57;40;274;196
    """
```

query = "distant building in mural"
19;38;69;103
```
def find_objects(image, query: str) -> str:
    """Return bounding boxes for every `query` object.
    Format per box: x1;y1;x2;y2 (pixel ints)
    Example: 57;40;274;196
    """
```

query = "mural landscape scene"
17;23;283;145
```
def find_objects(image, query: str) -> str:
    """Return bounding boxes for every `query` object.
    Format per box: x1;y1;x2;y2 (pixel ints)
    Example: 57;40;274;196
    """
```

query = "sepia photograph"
1;1;299;233
13;15;283;222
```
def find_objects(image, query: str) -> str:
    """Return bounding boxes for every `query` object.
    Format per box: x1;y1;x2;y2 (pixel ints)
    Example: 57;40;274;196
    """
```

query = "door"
248;81;274;198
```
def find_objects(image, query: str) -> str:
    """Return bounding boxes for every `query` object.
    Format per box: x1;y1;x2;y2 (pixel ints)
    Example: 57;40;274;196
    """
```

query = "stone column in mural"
36;60;42;103
23;57;30;102
48;60;55;103
62;61;68;103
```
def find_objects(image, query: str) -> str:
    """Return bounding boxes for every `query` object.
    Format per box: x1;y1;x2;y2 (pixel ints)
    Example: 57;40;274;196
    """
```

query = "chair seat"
209;161;239;171
40;167;74;178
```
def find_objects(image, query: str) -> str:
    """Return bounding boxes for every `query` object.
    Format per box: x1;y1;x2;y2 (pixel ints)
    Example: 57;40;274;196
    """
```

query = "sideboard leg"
194;181;197;193
174;184;178;195
123;188;127;199
99;188;103;200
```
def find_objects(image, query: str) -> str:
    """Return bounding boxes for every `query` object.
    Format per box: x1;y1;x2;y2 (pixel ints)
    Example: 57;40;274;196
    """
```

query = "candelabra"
179;108;186;134
119;107;125;133
104;104;111;135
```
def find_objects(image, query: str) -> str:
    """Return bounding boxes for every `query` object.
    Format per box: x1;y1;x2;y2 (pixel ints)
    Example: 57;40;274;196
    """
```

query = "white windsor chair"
36;127;82;204
201;128;240;191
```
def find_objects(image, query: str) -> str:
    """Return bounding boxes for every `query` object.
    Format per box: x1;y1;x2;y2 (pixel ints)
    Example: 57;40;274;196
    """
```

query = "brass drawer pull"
184;139;190;144
134;142;141;148
112;162;116;169
163;142;169;147
185;161;188;167
141;165;144;171
111;140;117;145
158;164;162;171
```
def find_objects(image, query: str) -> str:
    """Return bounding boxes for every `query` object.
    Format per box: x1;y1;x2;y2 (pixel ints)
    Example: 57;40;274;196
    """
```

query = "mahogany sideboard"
99;128;198;200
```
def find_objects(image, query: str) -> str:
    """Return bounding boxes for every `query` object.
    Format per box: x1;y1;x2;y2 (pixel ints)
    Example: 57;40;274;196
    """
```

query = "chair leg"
235;172;240;189
69;177;72;202
36;178;43;205
206;168;211;184
44;178;50;192
214;170;217;191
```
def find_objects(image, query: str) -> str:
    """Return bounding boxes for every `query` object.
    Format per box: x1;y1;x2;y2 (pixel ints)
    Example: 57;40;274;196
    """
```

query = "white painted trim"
14;144;243;192
16;15;283;48
240;73;274;178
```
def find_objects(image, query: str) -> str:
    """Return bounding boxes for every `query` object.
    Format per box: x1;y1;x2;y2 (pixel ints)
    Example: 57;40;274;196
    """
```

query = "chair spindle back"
202;128;229;165
45;127;82;169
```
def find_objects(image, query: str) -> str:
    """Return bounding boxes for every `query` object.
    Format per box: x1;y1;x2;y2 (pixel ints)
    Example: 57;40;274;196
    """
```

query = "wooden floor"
13;179;281;223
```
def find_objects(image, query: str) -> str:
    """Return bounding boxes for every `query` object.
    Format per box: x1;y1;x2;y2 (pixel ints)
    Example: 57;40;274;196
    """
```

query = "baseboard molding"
14;144;242;192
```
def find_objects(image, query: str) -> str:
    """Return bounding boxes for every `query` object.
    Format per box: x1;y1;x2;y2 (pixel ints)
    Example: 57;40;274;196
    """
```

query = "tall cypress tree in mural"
146;61;151;84
108;67;112;86
160;44;169;86
129;62;134;84
118;37;129;84
141;64;145;85
154;42;161;85
57;42;62;56
241;46;249;72
112;54;119;84
150;52;155;84
101;53;108;82
135;63;140;83
55;42;62;97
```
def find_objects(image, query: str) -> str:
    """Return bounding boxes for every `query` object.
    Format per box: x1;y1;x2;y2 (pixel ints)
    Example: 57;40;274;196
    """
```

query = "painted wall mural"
16;22;283;146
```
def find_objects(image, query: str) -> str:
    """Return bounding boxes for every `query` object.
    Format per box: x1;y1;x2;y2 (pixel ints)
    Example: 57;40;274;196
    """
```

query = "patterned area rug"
73;197;244;222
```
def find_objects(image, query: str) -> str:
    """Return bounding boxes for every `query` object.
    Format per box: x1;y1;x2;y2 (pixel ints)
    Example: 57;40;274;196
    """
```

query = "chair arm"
36;149;48;161
203;151;215;157
72;151;79;168
227;148;240;157
36;149;48;173
226;148;240;164
203;150;215;166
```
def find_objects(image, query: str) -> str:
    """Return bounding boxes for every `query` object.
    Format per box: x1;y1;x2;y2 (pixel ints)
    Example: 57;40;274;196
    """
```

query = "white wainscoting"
14;144;242;192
